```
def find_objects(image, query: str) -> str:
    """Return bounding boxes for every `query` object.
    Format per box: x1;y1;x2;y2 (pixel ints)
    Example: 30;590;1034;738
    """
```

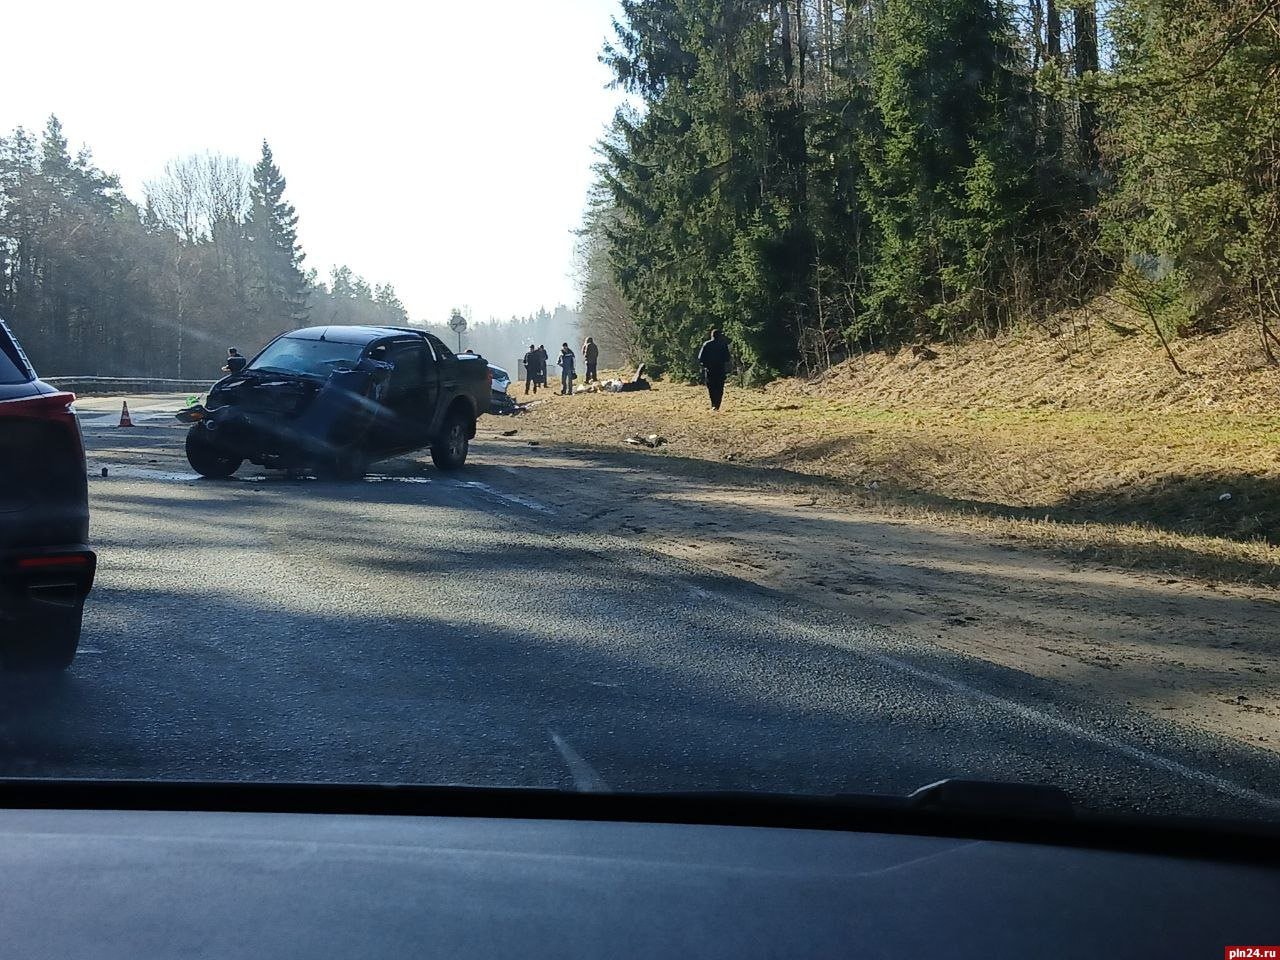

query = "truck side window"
426;334;452;359
387;345;429;398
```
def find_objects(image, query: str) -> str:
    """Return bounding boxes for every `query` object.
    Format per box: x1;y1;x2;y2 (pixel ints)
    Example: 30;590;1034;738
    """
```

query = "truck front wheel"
186;425;242;479
431;410;471;470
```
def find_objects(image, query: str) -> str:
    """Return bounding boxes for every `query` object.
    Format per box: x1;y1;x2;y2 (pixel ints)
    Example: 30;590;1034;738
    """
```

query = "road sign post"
448;311;468;353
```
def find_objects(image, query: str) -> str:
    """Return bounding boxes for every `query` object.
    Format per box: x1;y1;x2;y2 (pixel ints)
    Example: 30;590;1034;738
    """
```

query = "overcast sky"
2;0;624;324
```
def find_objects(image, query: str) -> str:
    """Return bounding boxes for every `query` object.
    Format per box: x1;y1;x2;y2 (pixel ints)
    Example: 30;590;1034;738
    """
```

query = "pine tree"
374;283;408;326
247;140;308;329
1099;0;1280;356
860;0;1037;339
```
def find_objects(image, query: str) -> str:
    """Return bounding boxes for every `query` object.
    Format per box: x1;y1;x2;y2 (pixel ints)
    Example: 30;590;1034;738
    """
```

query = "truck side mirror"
356;357;394;379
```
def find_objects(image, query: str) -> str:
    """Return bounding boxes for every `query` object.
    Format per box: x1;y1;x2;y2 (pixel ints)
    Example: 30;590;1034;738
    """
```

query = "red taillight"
0;391;77;420
17;553;93;570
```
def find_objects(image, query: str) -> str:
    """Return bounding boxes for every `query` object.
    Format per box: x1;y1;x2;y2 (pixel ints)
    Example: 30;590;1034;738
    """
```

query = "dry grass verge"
512;315;1280;586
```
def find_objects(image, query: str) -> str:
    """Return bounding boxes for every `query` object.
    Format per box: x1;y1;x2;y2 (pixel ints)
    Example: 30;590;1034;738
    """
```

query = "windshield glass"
0;0;1277;832
247;337;364;378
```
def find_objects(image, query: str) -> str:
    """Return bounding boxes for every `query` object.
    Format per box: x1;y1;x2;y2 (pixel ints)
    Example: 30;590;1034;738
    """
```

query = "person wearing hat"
557;343;576;395
522;343;543;395
582;336;600;383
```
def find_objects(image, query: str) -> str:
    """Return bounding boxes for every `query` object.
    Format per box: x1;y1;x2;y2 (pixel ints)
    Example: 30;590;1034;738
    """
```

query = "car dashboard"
0;783;1276;959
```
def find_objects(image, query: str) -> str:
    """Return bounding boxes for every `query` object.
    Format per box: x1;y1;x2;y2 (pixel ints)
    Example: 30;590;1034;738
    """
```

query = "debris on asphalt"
1219;492;1233;501
491;394;522;416
100;467;108;477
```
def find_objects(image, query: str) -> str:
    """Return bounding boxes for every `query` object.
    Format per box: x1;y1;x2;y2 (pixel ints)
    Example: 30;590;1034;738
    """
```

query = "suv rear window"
0;325;33;384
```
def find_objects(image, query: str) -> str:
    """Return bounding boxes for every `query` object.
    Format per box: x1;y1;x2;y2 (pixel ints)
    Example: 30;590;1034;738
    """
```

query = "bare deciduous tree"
144;153;250;243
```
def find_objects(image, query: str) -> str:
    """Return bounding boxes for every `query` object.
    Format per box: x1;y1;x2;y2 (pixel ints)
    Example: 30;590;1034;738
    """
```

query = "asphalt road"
3;397;1280;821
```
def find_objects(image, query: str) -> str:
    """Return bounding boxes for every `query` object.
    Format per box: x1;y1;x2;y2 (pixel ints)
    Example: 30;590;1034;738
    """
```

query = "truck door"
380;343;438;451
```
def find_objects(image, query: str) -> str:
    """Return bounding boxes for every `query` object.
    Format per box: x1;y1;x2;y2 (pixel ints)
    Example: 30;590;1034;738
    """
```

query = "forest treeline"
0;117;581;379
5;2;1276;384
580;0;1280;381
0;120;425;377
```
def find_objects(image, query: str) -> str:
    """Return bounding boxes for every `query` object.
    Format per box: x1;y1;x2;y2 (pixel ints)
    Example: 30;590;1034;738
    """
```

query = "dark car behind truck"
184;326;491;479
0;316;96;670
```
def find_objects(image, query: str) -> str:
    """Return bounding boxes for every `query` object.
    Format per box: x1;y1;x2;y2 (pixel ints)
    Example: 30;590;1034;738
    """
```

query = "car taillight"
0;391;77;420
17;553;93;570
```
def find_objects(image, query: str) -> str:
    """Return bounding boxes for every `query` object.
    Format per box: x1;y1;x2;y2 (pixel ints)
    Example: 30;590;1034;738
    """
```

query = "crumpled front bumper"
198;407;329;465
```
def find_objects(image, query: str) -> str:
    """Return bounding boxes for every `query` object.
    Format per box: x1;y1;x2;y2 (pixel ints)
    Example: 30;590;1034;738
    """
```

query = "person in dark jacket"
536;345;550;388
557;343;576;395
583;337;600;383
696;328;731;411
223;348;247;374
522;344;542;395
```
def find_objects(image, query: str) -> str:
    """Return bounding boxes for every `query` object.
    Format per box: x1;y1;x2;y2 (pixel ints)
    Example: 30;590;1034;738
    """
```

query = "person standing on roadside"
522;343;541;395
697;328;731;411
537;344;550;389
583;336;600;383
557;342;577;395
223;347;247;375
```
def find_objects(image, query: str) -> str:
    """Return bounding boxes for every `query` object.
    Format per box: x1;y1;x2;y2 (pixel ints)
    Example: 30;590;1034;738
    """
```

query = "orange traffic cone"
118;401;133;427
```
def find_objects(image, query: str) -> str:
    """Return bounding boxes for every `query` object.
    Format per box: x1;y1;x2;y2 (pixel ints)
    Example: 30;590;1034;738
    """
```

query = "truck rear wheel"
431;410;471;470
186;425;242;479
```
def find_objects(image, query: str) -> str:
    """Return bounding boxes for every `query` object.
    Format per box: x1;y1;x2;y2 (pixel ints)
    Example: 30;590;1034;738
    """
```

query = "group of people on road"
522;344;550;395
521;328;731;410
523;338;600;396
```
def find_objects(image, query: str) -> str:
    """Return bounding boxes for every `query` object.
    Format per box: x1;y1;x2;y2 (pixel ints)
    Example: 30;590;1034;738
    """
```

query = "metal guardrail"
46;376;216;395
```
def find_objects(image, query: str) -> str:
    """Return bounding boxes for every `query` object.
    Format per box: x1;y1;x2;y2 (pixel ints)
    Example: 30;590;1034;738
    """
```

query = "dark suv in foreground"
183;326;491;479
0;316;96;670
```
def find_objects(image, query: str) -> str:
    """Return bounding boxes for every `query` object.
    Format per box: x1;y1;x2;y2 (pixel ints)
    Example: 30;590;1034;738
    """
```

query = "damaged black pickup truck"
180;326;491;479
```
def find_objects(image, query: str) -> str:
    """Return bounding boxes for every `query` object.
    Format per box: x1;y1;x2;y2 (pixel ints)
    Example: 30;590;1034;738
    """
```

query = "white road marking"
454;480;552;514
550;731;611;793
711;591;1280;811
91;468;438;486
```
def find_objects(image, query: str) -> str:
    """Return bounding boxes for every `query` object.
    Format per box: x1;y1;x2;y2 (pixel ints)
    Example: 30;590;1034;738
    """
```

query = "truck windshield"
247;337;365;379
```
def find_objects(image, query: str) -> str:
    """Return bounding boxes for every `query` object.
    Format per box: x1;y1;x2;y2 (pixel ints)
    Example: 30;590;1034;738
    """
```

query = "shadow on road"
3;558;1279;822
3;428;1272;821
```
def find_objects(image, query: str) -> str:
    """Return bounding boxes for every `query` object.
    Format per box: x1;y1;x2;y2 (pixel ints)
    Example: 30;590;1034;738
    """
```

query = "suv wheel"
186;425;242;479
431;410;471;470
